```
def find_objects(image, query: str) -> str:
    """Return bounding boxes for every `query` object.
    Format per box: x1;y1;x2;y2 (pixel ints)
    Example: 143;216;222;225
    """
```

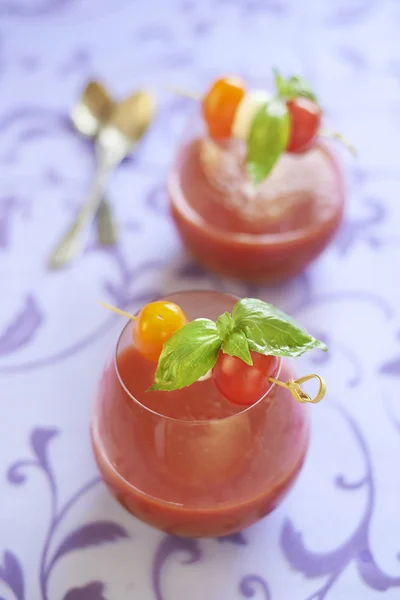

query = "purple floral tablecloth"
1;0;400;598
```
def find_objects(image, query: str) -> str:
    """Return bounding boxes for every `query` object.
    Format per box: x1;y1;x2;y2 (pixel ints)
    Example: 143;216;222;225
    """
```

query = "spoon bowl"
72;81;113;138
98;90;156;163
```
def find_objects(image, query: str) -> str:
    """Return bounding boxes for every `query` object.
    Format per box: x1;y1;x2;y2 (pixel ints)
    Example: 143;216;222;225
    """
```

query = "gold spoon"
71;80;118;246
49;90;156;269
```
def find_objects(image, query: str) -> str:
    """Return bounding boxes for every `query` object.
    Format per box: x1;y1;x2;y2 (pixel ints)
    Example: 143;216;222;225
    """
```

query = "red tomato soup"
91;290;310;537
169;117;345;281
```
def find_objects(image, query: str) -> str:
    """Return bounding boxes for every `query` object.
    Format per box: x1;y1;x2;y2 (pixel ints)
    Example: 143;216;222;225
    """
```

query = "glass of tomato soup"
169;75;346;281
91;290;324;537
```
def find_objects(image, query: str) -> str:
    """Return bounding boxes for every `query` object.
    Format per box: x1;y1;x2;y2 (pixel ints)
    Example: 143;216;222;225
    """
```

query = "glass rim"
113;289;283;425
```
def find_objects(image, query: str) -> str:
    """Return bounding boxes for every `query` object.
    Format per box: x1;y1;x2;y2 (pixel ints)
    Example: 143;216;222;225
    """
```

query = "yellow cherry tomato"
202;76;246;139
133;301;188;362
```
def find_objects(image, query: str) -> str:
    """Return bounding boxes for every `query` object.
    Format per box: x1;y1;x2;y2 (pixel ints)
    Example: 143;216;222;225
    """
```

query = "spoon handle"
97;198;118;246
48;165;109;269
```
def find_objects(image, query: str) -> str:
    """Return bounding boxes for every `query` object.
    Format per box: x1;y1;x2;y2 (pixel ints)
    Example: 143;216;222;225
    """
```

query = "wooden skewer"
100;300;326;404
99;301;137;320
269;374;326;404
166;86;200;101
319;128;357;157
168;87;356;157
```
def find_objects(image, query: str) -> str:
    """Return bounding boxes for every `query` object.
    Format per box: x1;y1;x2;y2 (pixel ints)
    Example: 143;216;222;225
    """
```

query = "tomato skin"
133;301;188;362
202;77;246;139
212;351;279;406
286;97;321;153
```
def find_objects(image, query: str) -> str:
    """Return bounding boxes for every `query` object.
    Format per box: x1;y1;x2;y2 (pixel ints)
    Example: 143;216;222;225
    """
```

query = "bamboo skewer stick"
99;301;137;320
100;301;326;405
168;86;356;156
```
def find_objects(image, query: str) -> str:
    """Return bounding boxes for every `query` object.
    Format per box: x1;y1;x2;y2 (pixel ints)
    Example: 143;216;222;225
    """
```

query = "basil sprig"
150;298;327;392
246;98;289;185
245;69;318;185
148;319;221;391
274;69;318;102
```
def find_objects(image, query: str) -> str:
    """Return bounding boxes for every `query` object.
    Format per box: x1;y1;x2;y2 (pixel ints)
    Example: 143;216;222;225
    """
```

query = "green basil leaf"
274;69;317;102
222;329;253;365
246;98;289;185
232;298;327;357
216;311;234;339
287;75;317;101
274;69;287;97
149;319;222;391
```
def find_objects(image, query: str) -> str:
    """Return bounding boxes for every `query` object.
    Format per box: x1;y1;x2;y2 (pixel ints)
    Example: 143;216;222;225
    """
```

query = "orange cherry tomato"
202;76;246;139
133;301;188;362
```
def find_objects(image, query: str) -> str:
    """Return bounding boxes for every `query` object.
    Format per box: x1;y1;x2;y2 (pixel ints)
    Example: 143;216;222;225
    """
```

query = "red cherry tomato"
202;76;246;139
286;97;322;153
212;351;279;406
133;301;188;362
